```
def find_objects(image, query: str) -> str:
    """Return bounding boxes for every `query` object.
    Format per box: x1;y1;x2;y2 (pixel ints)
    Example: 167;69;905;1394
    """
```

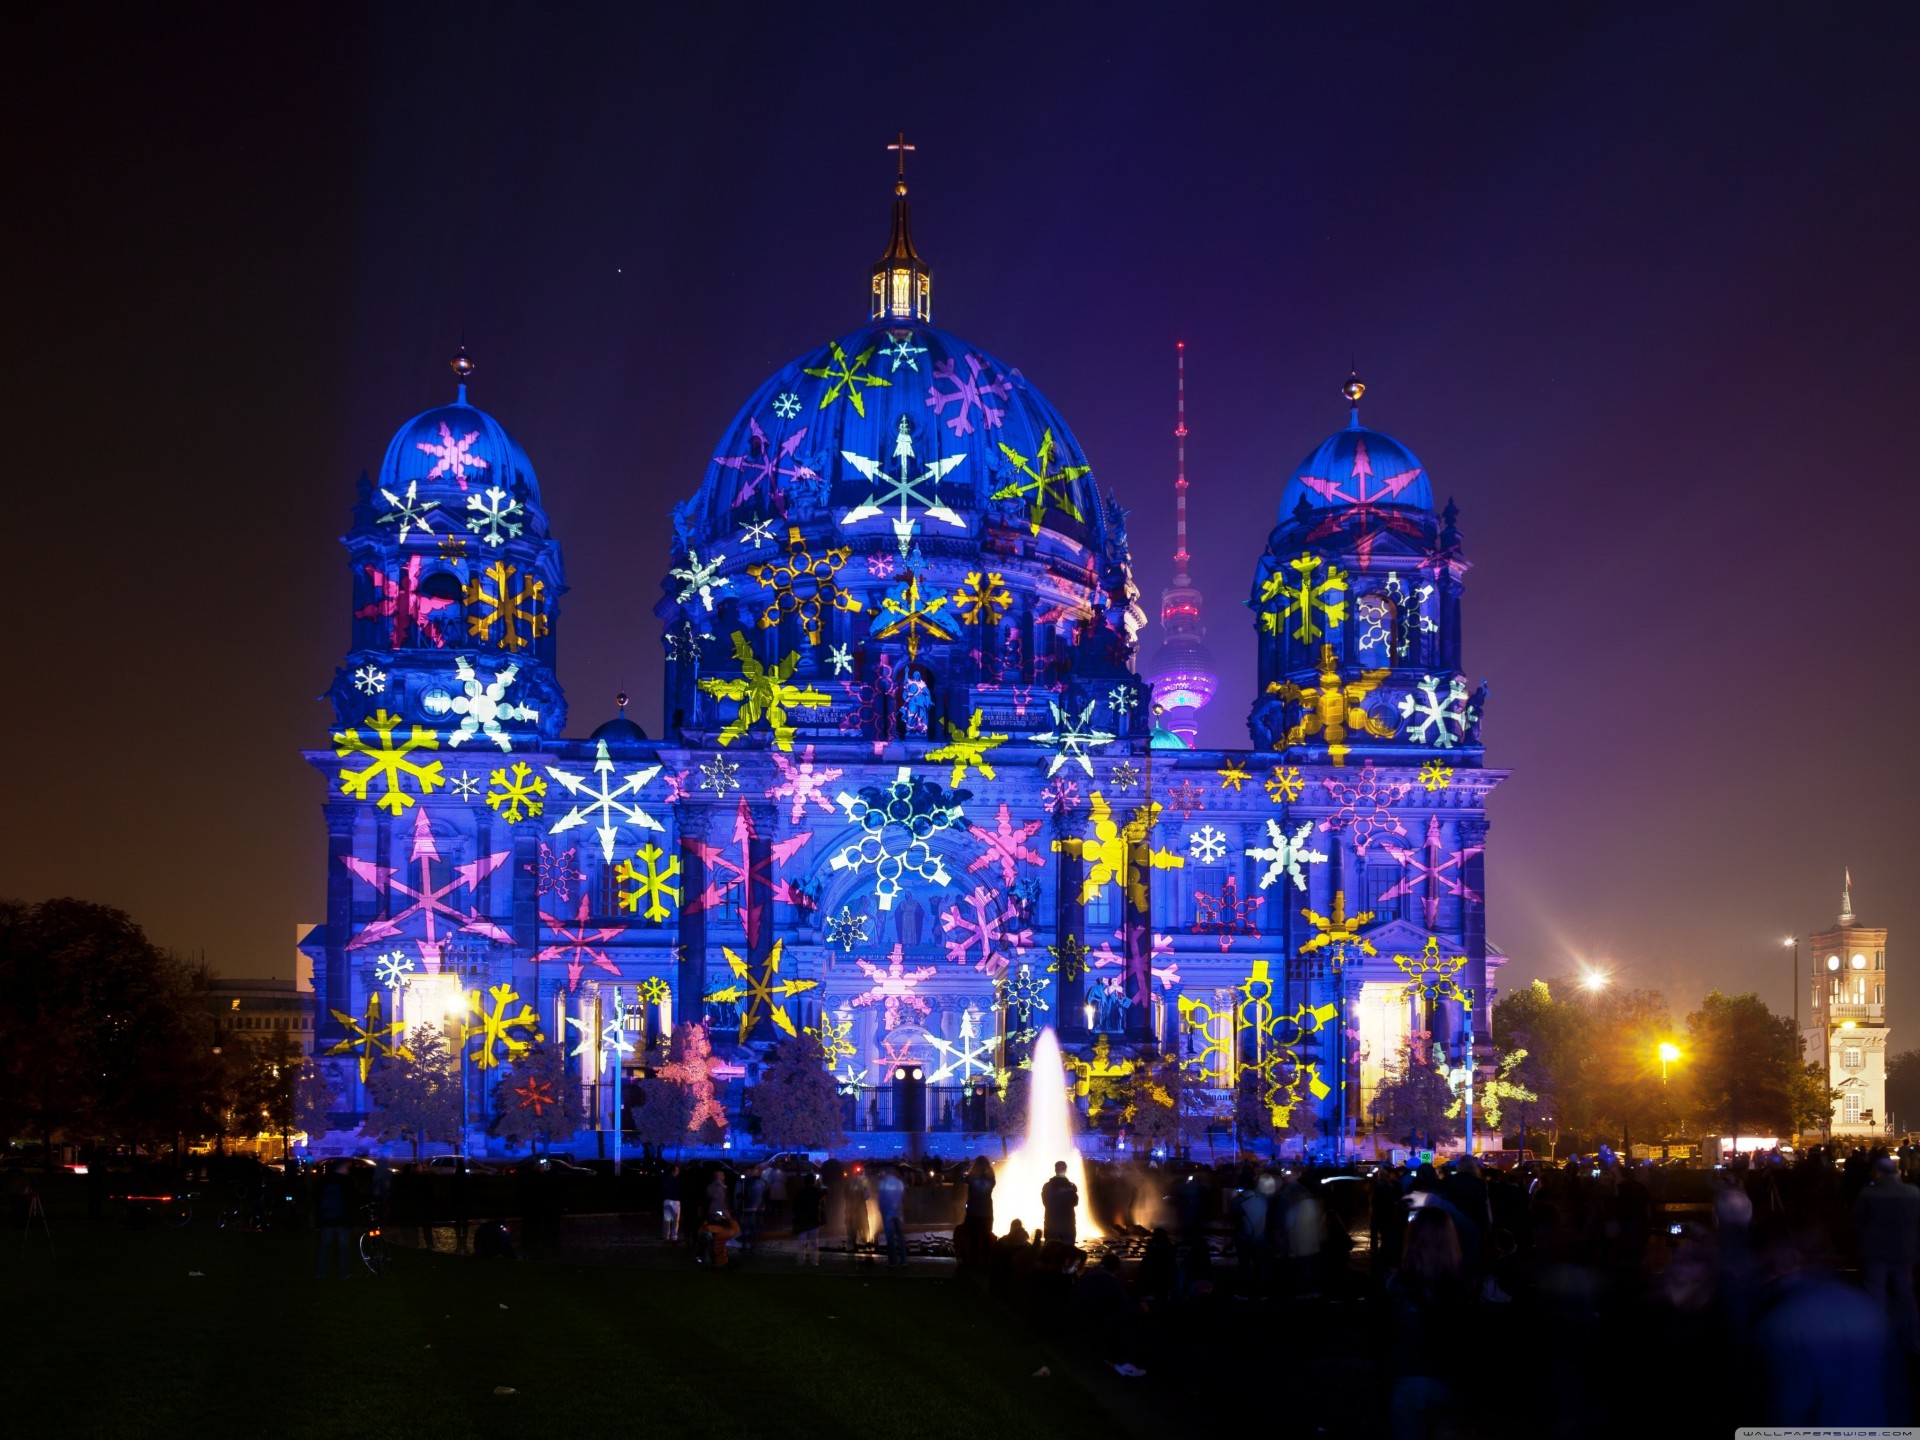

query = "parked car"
423;1156;495;1175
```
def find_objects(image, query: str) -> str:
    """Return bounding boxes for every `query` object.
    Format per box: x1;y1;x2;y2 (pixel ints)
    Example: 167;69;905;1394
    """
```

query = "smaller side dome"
378;400;544;515
590;694;649;748
1277;423;1433;520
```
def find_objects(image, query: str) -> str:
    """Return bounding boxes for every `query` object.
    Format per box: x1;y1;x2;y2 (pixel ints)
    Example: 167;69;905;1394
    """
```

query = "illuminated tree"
364;1025;464;1161
1684;990;1828;1144
294;1057;344;1145
635;1022;727;1150
748;1034;845;1151
1126;1053;1219;1159
1371;1044;1458;1150
494;1043;587;1153
1889;1049;1920;1135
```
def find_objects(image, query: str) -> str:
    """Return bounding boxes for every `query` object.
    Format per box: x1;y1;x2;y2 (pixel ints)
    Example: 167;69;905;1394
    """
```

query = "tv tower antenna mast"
1143;342;1218;746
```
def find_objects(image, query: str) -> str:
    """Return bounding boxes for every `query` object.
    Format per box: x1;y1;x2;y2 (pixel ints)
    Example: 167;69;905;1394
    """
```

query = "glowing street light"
1580;968;1611;995
1658;1041;1681;1083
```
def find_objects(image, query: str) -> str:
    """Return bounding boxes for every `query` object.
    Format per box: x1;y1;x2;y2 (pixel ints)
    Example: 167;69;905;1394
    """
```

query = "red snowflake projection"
686;798;814;950
343;807;513;966
1318;760;1412;855
713;418;821;510
877;1037;921;1068
528;842;583;903
1378;815;1483;926
925;353;1013;436
838;652;902;747
1192;875;1265;952
1162;777;1208;821
940;886;1033;977
1297;436;1427;569
416;420;490;489
965;802;1046;885
850;943;937;1031
535;893;626;991
767;745;843;824
355;558;456;649
511;1075;556;1117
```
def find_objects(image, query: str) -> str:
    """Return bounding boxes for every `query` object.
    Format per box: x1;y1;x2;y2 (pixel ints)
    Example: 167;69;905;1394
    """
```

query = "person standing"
313;1161;352;1278
1854;1155;1920;1354
963;1156;996;1266
791;1171;823;1265
740;1165;766;1250
843;1165;873;1265
660;1165;682;1243
1041;1161;1079;1247
876;1166;908;1267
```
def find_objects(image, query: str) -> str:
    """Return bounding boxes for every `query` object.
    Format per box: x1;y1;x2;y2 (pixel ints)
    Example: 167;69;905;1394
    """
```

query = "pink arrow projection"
344;807;513;967
686;798;814;950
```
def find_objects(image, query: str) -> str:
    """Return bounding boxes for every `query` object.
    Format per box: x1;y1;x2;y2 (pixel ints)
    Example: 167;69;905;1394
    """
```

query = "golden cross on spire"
887;132;915;185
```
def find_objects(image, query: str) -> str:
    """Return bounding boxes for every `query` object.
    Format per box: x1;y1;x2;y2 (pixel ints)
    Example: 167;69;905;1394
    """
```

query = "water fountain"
995;1026;1101;1238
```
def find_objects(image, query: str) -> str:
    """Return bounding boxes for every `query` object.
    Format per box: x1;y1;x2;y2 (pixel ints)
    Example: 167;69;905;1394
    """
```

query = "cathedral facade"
306;175;1505;1157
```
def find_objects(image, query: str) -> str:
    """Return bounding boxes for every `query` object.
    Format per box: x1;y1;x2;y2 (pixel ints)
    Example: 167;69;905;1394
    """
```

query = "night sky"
7;6;1917;1037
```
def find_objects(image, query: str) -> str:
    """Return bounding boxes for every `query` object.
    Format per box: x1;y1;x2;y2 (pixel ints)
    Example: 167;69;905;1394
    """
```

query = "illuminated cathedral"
306;159;1505;1157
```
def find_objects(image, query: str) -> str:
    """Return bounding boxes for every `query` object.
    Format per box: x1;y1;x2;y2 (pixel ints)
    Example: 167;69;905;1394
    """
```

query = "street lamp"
1580;968;1611;995
1783;936;1799;1056
1658;1042;1681;1083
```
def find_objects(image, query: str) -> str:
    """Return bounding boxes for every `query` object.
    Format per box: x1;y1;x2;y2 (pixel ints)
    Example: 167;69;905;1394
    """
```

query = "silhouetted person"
1041;1161;1079;1245
313;1162;353;1278
1855;1156;1920;1354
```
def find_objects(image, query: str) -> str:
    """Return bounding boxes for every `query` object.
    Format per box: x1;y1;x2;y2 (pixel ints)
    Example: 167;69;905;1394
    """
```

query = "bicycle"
357;1203;393;1276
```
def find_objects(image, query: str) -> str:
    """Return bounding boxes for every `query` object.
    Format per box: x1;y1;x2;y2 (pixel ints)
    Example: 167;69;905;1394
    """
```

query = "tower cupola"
871;133;931;323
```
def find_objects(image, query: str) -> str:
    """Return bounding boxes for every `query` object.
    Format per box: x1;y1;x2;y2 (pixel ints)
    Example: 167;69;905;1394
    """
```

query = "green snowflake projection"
1052;793;1183;910
326;993;409;1082
696;631;832;751
485;761;547;823
464;560;549;652
334;708;446;816
706;939;818;1043
1047;933;1090;983
991;429;1091;535
803;339;891;417
871;566;962;661
806;1009;857;1069
467;982;542;1070
613;841;681;923
1395;935;1469;1006
1259;553;1349;643
926;709;1008;786
746;526;864;644
951;570;1014;626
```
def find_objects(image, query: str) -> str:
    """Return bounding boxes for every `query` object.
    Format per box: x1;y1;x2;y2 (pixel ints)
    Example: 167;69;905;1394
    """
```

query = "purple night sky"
6;6;1917;1034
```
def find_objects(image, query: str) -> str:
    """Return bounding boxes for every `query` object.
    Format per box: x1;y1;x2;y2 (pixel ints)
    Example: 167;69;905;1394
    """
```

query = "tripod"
21;1186;53;1258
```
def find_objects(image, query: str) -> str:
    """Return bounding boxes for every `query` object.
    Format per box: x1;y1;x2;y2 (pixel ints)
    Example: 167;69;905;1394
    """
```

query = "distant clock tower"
1804;872;1891;1137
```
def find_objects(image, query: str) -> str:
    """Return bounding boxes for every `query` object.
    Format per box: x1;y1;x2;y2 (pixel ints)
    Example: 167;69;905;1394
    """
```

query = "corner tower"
1805;871;1890;1138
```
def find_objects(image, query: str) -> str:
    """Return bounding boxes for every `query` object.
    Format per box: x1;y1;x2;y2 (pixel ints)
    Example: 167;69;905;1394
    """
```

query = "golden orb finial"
1341;370;1365;407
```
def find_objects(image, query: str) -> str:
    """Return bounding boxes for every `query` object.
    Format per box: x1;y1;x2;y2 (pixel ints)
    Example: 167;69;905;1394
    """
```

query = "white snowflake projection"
343;806;513;962
353;664;388;696
878;331;928;372
449;770;481;801
1355;572;1438;659
1419;760;1454;793
535;894;626;992
1399;674;1478;749
373;950;416;989
829;767;967;910
544;738;666;861
1040;778;1082;815
612;841;681;923
745;528;863;644
464;560;549;653
803;339;891;418
927;710;1008;787
991;429;1089;534
928;1009;998;1083
997;963;1050;1028
841;415;967;554
699;756;740;796
1379;815;1484;927
1258;553;1348;643
416;420;490;487
596;992;638;1075
740;517;776;549
464;486;525;548
1188;825;1229;864
1033;701;1116;778
824;905;870;951
835;1062;869;1095
662;621;704;665
850;943;938;1031
768;745;844;824
1163;778;1208;820
1247;817;1330;892
1318;761;1411;855
925;353;1013;437
334;709;445;816
486;761;546;822
828;643;854;676
1109;761;1142;791
669;548;731;611
467;983;541;1070
377;478;440;543
1298;435;1428;568
357;559;457;649
772;391;801;420
686;799;813;950
715;417;823;509
965;802;1046;886
424;656;538;751
1108;685;1139;716
941;886;1032;977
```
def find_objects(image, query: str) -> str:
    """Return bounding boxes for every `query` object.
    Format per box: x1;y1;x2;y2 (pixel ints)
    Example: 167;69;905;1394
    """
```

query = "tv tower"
1144;342;1218;744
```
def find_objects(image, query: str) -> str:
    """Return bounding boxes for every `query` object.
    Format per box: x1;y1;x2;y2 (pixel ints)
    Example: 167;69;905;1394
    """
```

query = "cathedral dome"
376;389;547;523
1277;419;1434;520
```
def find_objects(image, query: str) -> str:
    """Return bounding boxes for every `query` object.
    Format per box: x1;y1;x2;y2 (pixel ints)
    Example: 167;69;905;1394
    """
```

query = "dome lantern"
871;133;931;323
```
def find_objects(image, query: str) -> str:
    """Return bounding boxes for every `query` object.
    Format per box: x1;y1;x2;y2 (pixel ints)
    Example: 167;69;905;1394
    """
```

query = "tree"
295;1057;344;1146
494;1044;587;1153
748;1034;844;1150
986;1067;1032;1158
220;1028;302;1152
365;1025;463;1160
1887;1049;1920;1134
1126;1053;1219;1159
635;1022;727;1151
1372;1044;1459;1150
1683;991;1810;1143
1493;980;1563;1148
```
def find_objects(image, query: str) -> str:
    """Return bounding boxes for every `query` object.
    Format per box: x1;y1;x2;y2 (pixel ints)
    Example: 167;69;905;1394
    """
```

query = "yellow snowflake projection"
991;428;1091;535
746;527;863;645
806;1009;857;1068
1266;643;1396;766
1258;553;1349;642
613;841;681;923
706;939;818;1043
1448;1048;1536;1131
951;570;1014;626
1216;760;1251;792
1419;760;1454;793
926;709;1008;786
467;983;541;1069
1264;765;1304;803
464;560;549;652
485;761;547;822
1176;960;1336;1125
1300;891;1378;969
335;708;445;816
696;631;831;751
1068;1035;1137;1123
1047;933;1090;982
871;567;961;660
326;992;409;1081
1053;793;1184;910
639;975;672;1006
803;339;891;417
1396;935;1469;1006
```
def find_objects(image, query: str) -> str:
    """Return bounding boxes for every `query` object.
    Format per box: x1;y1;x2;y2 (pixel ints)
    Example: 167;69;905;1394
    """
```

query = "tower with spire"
1804;870;1891;1138
1144;343;1218;744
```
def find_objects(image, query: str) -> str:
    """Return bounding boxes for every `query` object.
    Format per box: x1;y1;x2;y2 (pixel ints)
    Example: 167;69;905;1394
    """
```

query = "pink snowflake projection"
966;802;1047;885
850;943;938;1031
767;745;844;824
877;1037;922;1069
356;559;455;649
528;842;583;903
686;798;814;949
663;770;693;803
343;807;513;967
925;353;1014;437
1318;760;1412;855
940;886;1033;977
713;418;821;510
1041;778;1083;816
1090;926;1181;989
1298;436;1426;569
535;893;626;992
1162;778;1208;822
1378;815;1484;926
867;551;900;580
417;421;490;489
1192;874;1265;952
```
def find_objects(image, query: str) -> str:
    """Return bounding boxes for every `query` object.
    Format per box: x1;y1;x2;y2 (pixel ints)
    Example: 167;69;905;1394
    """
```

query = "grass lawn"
11;1221;1126;1439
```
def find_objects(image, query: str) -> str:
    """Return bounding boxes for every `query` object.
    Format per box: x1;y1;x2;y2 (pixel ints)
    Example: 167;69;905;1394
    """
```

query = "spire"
1143;341;1217;745
1341;368;1365;430
1173;342;1190;587
871;133;931;323
1841;867;1855;926
451;347;475;406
